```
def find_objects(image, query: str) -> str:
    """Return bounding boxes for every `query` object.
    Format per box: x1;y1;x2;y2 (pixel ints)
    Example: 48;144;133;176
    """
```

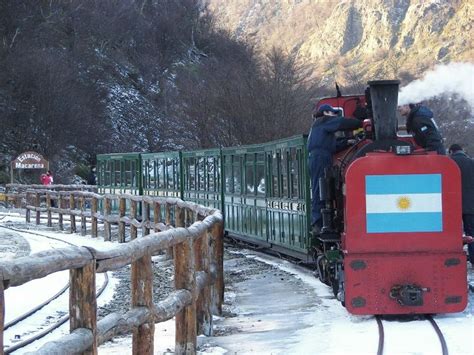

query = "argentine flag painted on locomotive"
365;174;442;233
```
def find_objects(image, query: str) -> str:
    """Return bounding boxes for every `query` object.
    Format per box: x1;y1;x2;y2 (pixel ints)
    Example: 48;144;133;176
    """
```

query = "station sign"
12;151;48;169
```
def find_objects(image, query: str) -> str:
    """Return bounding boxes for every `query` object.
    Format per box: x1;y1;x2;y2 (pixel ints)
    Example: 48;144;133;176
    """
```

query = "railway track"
0;224;110;354
376;315;449;355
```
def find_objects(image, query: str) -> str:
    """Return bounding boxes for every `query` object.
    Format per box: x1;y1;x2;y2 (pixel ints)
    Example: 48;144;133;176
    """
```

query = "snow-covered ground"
1;210;473;354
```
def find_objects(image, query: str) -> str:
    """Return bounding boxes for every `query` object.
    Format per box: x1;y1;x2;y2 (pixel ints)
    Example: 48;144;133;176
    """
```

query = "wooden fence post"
70;193;76;233
166;204;174;259
118;197;126;243
104;197;111;241
143;201;150;237
35;192;41;225
211;222;224;315
195;230;212;336
70;260;97;355
130;200;137;240
153;202;161;233
91;197;98;238
131;246;154;354
1;281;4;351
58;193;64;231
25;191;31;223
80;195;86;236
174;206;196;355
46;192;52;227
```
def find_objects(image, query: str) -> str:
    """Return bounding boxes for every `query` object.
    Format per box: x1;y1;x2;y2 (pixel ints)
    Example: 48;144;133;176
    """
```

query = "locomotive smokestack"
368;80;400;141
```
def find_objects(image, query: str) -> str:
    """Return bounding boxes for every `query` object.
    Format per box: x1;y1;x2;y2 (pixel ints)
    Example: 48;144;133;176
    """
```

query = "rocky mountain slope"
205;0;473;84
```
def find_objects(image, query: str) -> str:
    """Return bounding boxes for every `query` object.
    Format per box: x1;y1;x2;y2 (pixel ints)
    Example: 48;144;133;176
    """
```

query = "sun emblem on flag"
397;196;411;211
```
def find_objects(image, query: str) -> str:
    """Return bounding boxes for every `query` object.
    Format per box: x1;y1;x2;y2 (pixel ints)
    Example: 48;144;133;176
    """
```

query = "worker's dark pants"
463;214;474;264
308;152;331;227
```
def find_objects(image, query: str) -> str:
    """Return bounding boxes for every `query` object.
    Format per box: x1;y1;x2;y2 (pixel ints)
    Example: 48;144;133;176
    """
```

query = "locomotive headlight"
396;146;411;155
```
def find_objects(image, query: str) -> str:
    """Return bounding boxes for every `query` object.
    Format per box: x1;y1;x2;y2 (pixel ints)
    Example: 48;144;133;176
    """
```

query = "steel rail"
3;273;109;354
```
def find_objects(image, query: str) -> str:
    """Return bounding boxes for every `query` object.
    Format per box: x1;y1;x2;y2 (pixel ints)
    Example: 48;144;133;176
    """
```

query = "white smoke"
398;62;474;109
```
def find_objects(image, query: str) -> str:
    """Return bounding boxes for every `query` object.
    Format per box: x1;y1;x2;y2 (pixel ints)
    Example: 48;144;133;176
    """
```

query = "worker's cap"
317;104;341;115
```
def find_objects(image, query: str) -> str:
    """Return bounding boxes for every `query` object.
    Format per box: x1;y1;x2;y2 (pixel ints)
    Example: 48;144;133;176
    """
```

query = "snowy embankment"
1;210;473;354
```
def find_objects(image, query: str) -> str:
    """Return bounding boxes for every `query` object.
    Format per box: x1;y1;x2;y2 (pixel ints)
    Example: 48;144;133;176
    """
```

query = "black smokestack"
368;80;400;141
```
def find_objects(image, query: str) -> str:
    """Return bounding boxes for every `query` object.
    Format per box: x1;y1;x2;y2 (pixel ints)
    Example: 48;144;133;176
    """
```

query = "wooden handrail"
1;190;224;355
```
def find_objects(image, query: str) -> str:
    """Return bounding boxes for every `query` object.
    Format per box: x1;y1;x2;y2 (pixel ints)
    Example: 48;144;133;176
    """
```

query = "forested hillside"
1;0;472;183
0;0;320;183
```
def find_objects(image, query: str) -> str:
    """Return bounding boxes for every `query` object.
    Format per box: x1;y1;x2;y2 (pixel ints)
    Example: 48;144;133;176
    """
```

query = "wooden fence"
0;189;224;355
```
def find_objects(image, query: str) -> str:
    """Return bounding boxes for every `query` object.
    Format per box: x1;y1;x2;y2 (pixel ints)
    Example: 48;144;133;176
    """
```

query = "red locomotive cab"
317;95;366;119
343;153;467;315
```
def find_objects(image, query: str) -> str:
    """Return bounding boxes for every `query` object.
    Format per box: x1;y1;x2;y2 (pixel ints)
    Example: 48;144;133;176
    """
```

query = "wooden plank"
25;192;31;223
91;198;98;238
58;193;64;230
174;206;197;354
35;192;41;225
46;192;52;227
69;261;97;355
131;251;154;355
29;328;93;355
104;198;111;241
80;196;87;236
130;200;137;240
165;203;173;259
93;228;190;273
96;290;191;346
70;194;76;233
211;222;224;315
143;201;150;237
118;198;126;243
0;247;93;287
195;231;212;336
153;203;161;233
0;280;4;351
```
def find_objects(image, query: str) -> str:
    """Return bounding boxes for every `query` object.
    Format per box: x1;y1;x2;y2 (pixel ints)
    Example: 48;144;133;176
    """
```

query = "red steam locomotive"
314;80;467;315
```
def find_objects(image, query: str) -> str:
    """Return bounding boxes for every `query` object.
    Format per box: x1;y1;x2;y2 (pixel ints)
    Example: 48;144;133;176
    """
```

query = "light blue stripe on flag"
366;212;442;233
366;174;441;195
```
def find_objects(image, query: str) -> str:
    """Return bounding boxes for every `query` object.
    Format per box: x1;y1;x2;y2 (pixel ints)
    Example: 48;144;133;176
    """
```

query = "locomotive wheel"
331;279;339;297
317;255;331;286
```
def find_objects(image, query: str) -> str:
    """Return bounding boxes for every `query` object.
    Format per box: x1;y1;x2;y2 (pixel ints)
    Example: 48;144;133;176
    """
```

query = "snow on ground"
1;210;473;354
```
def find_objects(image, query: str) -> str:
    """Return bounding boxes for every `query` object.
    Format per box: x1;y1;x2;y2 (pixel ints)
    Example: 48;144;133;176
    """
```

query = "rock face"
205;0;473;82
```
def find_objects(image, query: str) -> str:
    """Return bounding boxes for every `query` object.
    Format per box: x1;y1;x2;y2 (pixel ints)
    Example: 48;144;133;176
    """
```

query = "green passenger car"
182;148;222;209
141;152;182;198
97;135;312;260
97;153;142;195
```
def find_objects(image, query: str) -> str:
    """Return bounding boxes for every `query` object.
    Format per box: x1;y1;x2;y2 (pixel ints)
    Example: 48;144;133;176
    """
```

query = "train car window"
167;158;175;190
290;148;299;198
188;158;195;190
233;156;242;195
224;155;233;193
208;158;216;192
281;150;289;198
245;154;255;195
256;153;265;196
198;158;206;191
272;152;280;197
115;160;121;186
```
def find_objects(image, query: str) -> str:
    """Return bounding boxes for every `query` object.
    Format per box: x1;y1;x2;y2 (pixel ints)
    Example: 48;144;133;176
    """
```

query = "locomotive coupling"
389;284;430;306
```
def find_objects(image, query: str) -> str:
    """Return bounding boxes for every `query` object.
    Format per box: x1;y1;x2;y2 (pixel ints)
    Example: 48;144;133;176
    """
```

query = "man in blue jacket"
449;144;474;264
308;104;362;234
398;103;445;154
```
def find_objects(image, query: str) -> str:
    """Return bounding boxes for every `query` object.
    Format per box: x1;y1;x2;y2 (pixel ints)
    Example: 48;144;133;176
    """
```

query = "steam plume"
398;62;474;109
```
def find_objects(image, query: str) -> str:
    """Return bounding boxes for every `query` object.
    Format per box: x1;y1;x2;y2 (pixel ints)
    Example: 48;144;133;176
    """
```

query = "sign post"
11;151;49;183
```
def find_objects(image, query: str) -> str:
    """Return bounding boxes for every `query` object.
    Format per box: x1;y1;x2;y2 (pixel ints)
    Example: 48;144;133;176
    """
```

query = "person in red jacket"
40;170;53;185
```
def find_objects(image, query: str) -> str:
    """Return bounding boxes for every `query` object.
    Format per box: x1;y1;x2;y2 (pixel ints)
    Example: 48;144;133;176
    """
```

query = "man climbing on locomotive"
307;104;362;235
398;103;445;154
